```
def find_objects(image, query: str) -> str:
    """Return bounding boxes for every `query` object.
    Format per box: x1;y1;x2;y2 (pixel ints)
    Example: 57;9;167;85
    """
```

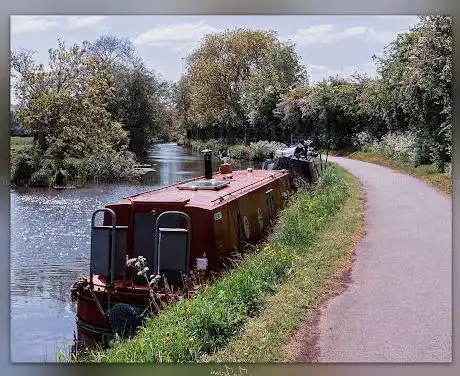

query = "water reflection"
10;143;255;362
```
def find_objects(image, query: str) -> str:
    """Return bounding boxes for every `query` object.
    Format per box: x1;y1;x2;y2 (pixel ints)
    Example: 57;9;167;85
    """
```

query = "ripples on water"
10;143;255;362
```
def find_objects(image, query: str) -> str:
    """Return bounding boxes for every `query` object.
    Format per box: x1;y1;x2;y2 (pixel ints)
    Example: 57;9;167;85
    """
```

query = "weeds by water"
88;164;350;363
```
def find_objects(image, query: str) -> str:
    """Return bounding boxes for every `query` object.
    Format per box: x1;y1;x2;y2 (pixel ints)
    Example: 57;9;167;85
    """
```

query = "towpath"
308;156;451;362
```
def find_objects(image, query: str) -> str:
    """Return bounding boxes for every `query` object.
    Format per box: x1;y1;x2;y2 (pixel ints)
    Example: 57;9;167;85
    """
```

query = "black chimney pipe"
202;149;213;179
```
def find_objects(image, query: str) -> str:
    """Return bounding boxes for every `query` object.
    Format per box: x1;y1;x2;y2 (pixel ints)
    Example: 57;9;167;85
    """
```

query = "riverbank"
184;139;287;162
87;163;360;363
10;136;144;188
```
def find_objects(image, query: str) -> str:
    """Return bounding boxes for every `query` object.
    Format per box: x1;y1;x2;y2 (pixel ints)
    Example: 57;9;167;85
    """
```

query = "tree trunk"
34;131;48;152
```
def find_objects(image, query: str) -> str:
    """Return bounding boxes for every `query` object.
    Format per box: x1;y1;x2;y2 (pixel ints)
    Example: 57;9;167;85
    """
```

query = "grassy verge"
10;136;33;164
348;151;451;195
202;166;364;362
88;164;353;363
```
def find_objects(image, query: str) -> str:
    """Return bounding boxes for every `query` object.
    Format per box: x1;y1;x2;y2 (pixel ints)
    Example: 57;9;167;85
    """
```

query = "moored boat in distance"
263;140;323;185
70;149;294;350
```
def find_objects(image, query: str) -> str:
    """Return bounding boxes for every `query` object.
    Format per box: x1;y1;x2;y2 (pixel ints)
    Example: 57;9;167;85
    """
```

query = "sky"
10;15;420;92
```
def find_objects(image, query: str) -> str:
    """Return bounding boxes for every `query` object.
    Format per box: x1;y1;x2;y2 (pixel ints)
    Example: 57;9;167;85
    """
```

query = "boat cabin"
90;155;292;287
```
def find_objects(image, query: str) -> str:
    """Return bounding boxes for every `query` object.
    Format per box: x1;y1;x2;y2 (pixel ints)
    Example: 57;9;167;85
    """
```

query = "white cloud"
307;62;377;83
11;16;60;34
364;28;406;44
133;21;220;52
65;16;107;30
285;24;405;46
11;15;107;34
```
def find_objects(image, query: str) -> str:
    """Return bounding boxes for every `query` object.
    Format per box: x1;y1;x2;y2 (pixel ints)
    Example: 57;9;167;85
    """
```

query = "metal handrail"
91;208;116;288
155;211;192;276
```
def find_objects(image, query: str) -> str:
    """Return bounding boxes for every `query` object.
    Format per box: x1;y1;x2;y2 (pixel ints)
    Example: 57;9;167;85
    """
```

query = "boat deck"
124;169;289;209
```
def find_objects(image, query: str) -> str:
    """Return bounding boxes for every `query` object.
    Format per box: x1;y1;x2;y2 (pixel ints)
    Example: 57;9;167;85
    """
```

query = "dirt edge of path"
284;181;367;363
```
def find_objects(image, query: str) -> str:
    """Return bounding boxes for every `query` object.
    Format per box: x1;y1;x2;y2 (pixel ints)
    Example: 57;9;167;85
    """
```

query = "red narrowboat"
70;150;293;349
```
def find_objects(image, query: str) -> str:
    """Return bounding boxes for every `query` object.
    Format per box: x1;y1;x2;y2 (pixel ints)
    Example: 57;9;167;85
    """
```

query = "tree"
375;15;452;169
172;76;192;138
401;15;451;169
10;40;136;184
89;35;171;157
291;77;362;150
88;34;135;68
108;61;169;157
275;85;311;143
183;28;303;142
240;41;306;141
356;77;387;142
276;15;451;165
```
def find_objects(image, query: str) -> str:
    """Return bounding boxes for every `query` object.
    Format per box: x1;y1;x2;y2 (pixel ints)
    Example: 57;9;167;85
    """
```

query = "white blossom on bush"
364;132;418;165
351;131;371;148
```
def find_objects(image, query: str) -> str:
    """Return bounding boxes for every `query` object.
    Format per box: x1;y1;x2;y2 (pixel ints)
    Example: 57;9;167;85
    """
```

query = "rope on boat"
89;287;108;317
71;277;109;318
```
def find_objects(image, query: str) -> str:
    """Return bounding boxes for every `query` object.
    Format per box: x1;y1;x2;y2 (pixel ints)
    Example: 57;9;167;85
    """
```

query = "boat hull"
72;168;293;350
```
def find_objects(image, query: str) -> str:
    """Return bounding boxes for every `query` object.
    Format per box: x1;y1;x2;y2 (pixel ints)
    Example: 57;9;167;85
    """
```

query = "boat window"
177;179;229;191
266;189;275;221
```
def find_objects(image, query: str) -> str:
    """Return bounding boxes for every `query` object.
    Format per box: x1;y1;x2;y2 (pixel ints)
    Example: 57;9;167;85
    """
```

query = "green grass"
202;166;364;362
348;151;451;195
10;136;33;164
11;136;34;145
87;164;352;363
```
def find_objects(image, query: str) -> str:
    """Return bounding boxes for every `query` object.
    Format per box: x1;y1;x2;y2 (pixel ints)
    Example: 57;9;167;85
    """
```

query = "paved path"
316;157;451;362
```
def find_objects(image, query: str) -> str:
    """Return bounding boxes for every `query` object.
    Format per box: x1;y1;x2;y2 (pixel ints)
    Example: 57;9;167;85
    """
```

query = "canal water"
10;143;256;362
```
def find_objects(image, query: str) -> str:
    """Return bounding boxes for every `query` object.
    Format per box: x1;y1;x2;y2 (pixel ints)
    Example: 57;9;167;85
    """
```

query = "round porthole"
257;208;264;229
243;216;250;239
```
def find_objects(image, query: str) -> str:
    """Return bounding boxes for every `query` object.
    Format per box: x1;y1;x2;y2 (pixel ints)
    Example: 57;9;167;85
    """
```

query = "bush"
188;139;288;161
11;146;139;187
176;135;191;147
445;162;452;176
249;140;287;161
190;139;228;154
11;152;38;186
228;144;253;160
362;132;417;166
351;131;371;149
62;157;85;180
54;169;69;186
84;150;139;183
30;159;56;187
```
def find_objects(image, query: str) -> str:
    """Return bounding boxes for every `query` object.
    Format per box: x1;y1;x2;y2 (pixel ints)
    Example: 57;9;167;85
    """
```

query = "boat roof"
119;169;289;210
